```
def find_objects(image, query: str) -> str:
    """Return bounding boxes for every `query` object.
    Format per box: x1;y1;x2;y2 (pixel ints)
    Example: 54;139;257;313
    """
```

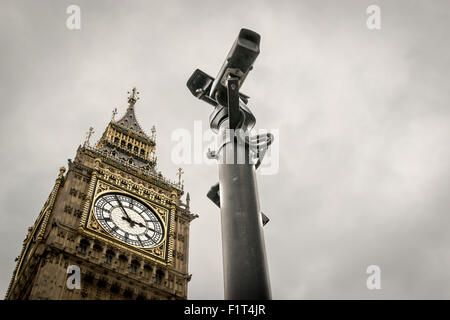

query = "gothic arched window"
143;264;151;278
118;254;128;268
130;260;140;274
104;250;114;264
93;243;102;252
155;269;164;285
77;239;89;255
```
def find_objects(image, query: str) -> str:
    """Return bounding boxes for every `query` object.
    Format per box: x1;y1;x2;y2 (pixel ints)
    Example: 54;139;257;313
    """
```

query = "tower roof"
114;87;152;141
82;87;184;193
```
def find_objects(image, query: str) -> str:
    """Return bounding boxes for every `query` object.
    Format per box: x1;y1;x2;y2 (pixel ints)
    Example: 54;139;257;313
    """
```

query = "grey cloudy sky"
1;0;449;299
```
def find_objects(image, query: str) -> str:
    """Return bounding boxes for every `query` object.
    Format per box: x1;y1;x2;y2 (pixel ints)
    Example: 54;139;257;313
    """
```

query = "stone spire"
115;87;151;140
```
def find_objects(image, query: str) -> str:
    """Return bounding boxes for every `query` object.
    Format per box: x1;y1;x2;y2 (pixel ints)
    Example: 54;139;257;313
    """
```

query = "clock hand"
135;221;146;228
121;216;134;224
122;216;146;229
115;195;135;227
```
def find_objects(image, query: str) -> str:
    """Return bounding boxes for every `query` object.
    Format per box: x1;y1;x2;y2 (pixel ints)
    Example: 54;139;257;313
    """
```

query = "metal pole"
217;119;272;300
186;28;271;300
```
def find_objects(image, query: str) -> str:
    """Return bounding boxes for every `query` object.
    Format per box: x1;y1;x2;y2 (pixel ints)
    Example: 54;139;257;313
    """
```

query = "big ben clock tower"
5;88;197;300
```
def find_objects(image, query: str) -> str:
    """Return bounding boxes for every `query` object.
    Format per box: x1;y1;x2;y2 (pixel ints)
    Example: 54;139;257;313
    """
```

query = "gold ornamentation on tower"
177;168;184;186
84;127;94;147
111;108;118;121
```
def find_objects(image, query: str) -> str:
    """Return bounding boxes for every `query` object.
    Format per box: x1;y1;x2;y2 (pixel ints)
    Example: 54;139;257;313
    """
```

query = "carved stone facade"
5;89;197;300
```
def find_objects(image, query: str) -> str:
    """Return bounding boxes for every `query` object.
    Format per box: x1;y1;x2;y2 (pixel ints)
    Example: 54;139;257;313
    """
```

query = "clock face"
93;193;164;248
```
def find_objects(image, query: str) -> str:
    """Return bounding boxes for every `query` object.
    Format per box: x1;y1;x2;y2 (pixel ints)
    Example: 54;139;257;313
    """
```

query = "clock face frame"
93;193;165;248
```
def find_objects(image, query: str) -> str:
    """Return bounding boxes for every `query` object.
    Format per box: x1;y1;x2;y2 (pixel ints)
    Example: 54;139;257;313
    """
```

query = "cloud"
0;0;449;299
